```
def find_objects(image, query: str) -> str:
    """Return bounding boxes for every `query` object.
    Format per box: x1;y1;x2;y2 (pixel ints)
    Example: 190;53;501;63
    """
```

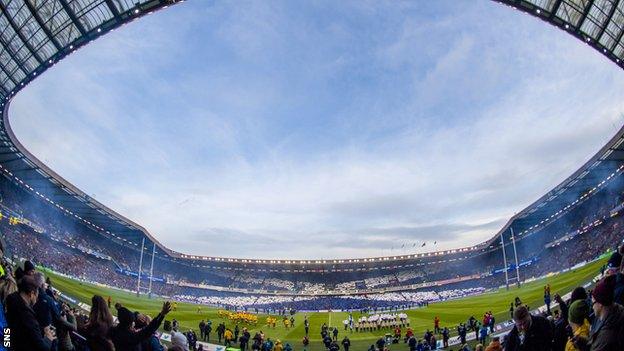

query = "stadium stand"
2;0;624;350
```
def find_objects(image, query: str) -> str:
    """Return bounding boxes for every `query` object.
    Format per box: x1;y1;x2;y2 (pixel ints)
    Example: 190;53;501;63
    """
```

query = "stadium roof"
0;0;623;265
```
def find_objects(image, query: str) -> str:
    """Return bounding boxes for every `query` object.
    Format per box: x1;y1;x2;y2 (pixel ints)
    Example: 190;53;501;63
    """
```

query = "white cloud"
8;0;624;259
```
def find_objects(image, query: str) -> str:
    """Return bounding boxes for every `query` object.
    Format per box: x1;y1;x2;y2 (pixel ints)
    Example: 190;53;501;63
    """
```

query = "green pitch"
43;257;607;350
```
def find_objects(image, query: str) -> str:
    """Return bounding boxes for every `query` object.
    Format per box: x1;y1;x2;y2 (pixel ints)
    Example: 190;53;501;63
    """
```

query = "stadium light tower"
500;232;510;290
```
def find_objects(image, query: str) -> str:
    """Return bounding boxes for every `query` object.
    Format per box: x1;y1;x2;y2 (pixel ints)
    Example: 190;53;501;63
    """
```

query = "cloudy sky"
8;0;624;259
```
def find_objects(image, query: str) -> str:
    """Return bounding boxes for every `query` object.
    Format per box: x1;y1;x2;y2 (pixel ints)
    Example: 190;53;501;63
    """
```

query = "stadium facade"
0;0;623;303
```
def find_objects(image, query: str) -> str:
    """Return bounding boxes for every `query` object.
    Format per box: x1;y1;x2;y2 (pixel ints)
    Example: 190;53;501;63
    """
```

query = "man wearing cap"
504;305;553;351
586;275;624;351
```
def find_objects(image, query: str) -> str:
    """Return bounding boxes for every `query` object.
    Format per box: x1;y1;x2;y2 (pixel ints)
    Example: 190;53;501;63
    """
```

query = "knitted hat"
592;275;616;306
568;300;589;324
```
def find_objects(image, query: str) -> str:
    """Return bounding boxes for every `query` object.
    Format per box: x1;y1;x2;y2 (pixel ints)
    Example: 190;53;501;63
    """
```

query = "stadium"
0;0;624;351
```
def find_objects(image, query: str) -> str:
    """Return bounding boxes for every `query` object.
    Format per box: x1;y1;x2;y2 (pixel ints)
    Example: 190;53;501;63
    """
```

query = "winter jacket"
505;314;553;351
566;320;589;351
109;312;165;351
588;303;624;351
5;292;52;351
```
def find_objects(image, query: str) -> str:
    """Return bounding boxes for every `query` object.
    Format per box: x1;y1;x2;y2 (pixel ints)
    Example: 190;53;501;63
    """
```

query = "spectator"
552;302;568;351
109;302;171;351
0;273;17;304
614;259;624;306
171;329;189;350
485;336;502;351
24;260;36;275
5;275;56;351
78;295;115;351
606;245;623;270
136;313;164;351
57;302;77;351
566;299;590;351
586;275;624;350
32;273;77;349
32;272;59;331
505;305;553;351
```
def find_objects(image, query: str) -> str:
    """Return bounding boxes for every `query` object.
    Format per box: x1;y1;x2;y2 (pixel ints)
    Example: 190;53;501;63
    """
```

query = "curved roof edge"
0;0;622;265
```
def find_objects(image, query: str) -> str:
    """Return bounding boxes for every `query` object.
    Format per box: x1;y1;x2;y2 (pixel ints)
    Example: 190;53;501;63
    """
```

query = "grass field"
44;257;607;350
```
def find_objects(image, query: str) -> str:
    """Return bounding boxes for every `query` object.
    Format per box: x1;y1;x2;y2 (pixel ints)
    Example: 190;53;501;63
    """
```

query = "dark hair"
513;306;530;321
17;275;38;294
117;307;135;328
570;287;588;303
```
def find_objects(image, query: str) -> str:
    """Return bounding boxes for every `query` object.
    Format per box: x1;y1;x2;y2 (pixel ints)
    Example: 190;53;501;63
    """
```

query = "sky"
8;0;624;259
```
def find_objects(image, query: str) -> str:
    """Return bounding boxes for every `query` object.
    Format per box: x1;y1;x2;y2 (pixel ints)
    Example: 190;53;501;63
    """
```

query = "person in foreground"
504;305;553;351
109;301;172;351
565;299;590;351
584;275;624;351
5;275;56;351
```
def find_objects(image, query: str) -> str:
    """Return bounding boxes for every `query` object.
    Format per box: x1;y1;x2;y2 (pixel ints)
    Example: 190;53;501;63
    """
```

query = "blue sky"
9;0;624;259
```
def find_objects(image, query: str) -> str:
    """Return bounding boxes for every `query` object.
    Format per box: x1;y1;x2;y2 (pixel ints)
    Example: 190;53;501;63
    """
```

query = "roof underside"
0;0;622;265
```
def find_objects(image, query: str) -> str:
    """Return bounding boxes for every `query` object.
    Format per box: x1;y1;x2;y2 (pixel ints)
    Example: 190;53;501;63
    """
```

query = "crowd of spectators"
3;161;624;349
3;169;624;314
499;245;624;351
